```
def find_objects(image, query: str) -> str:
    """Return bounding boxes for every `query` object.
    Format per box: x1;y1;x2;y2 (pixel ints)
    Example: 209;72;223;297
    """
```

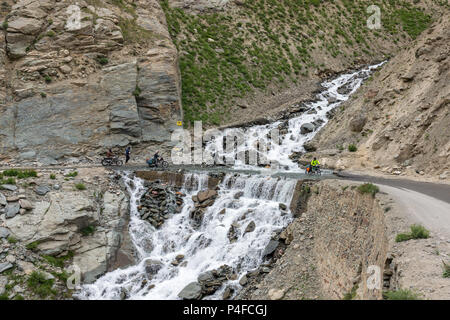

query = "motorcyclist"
106;148;114;158
311;157;320;172
147;151;161;166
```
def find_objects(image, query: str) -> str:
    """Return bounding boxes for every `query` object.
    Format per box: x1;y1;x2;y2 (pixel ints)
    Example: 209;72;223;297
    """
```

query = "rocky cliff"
306;12;449;180
0;0;183;165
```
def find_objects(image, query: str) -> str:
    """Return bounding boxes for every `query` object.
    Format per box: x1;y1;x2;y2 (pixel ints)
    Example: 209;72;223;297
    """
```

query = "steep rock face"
0;0;182;164
309;13;450;179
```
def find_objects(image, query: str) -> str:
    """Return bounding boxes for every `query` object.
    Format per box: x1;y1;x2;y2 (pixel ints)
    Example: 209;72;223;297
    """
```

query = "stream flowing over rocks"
76;64;383;300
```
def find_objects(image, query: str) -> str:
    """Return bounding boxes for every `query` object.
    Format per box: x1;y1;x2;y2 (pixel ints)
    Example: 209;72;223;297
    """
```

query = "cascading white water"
78;63;384;300
78;172;296;300
204;62;385;171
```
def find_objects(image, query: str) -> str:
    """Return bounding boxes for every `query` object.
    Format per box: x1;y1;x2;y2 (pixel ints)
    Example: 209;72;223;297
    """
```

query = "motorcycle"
305;165;321;176
147;156;169;168
102;157;123;167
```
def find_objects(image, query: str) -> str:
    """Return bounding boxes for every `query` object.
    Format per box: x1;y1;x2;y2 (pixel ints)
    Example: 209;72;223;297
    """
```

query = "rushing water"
78;63;384;300
205;62;384;171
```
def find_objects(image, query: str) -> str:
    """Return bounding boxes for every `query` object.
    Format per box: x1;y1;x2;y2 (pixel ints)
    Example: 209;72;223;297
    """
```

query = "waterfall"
78;63;384;300
78;173;296;300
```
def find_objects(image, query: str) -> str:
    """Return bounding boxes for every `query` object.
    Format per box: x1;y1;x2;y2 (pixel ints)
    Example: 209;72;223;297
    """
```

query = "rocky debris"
239;274;248;286
190;189;218;228
223;286;234;299
300;123;315;134
178;265;236;300
178;282;203;300
138;181;184;228
197;265;234;296
233;191;244;200
171;254;185;266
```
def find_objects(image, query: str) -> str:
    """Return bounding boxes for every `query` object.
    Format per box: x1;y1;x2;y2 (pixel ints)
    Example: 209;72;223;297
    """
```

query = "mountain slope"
308;12;449;180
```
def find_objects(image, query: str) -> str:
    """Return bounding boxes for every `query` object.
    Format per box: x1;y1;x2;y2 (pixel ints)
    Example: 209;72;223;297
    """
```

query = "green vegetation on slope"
160;0;433;126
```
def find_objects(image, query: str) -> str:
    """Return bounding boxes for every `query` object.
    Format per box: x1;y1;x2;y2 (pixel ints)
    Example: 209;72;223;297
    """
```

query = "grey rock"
263;240;280;257
234;191;244;200
300;123;315;134
1;185;17;192
279;203;287;211
244;221;256;233
5;203;21;219
239;275;248;286
35;185;51;196
303;142;317;152
178;282;203;300
0;193;6;206
0;262;14;273
0;227;10;239
144;259;163;276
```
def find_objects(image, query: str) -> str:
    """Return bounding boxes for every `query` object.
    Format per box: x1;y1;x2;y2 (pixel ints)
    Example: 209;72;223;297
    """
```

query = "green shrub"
65;171;78;178
97;56;109;65
80;225;95;236
7;236;18;244
383;289;420;300
50;174;56;180
443;261;450;278
410;224;430;239
348;144;357;152
0;177;16;185
357;183;379;197
42;251;74;268
44;75;52;83
3;169;37;179
27;271;57;298
40;92;47;98
133;86;142;97
396;224;430;242
343;284;358;300
395;233;412;242
26;241;41;251
46;30;55;37
1;21;8;30
75;183;86;191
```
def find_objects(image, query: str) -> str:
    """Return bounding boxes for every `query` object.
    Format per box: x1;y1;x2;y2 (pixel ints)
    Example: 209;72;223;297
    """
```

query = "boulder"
0;262;13;274
263;240;280;257
244;221;256;233
196;189;217;203
35;185;51;196
268;288;285;300
350;115;367;132
1;185;17;192
239;275;248;286
303;142;317;152
0;227;10;239
5;203;20;219
19;199;34;210
300;123;315;134
234;191;244;200
144;259;163;277
178;282;203;300
0;193;6;206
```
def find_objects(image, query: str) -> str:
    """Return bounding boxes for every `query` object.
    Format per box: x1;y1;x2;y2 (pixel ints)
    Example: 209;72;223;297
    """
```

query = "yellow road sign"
177;121;182;126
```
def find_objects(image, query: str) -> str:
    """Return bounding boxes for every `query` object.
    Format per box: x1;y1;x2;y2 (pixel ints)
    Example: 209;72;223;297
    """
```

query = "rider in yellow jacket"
311;157;320;169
